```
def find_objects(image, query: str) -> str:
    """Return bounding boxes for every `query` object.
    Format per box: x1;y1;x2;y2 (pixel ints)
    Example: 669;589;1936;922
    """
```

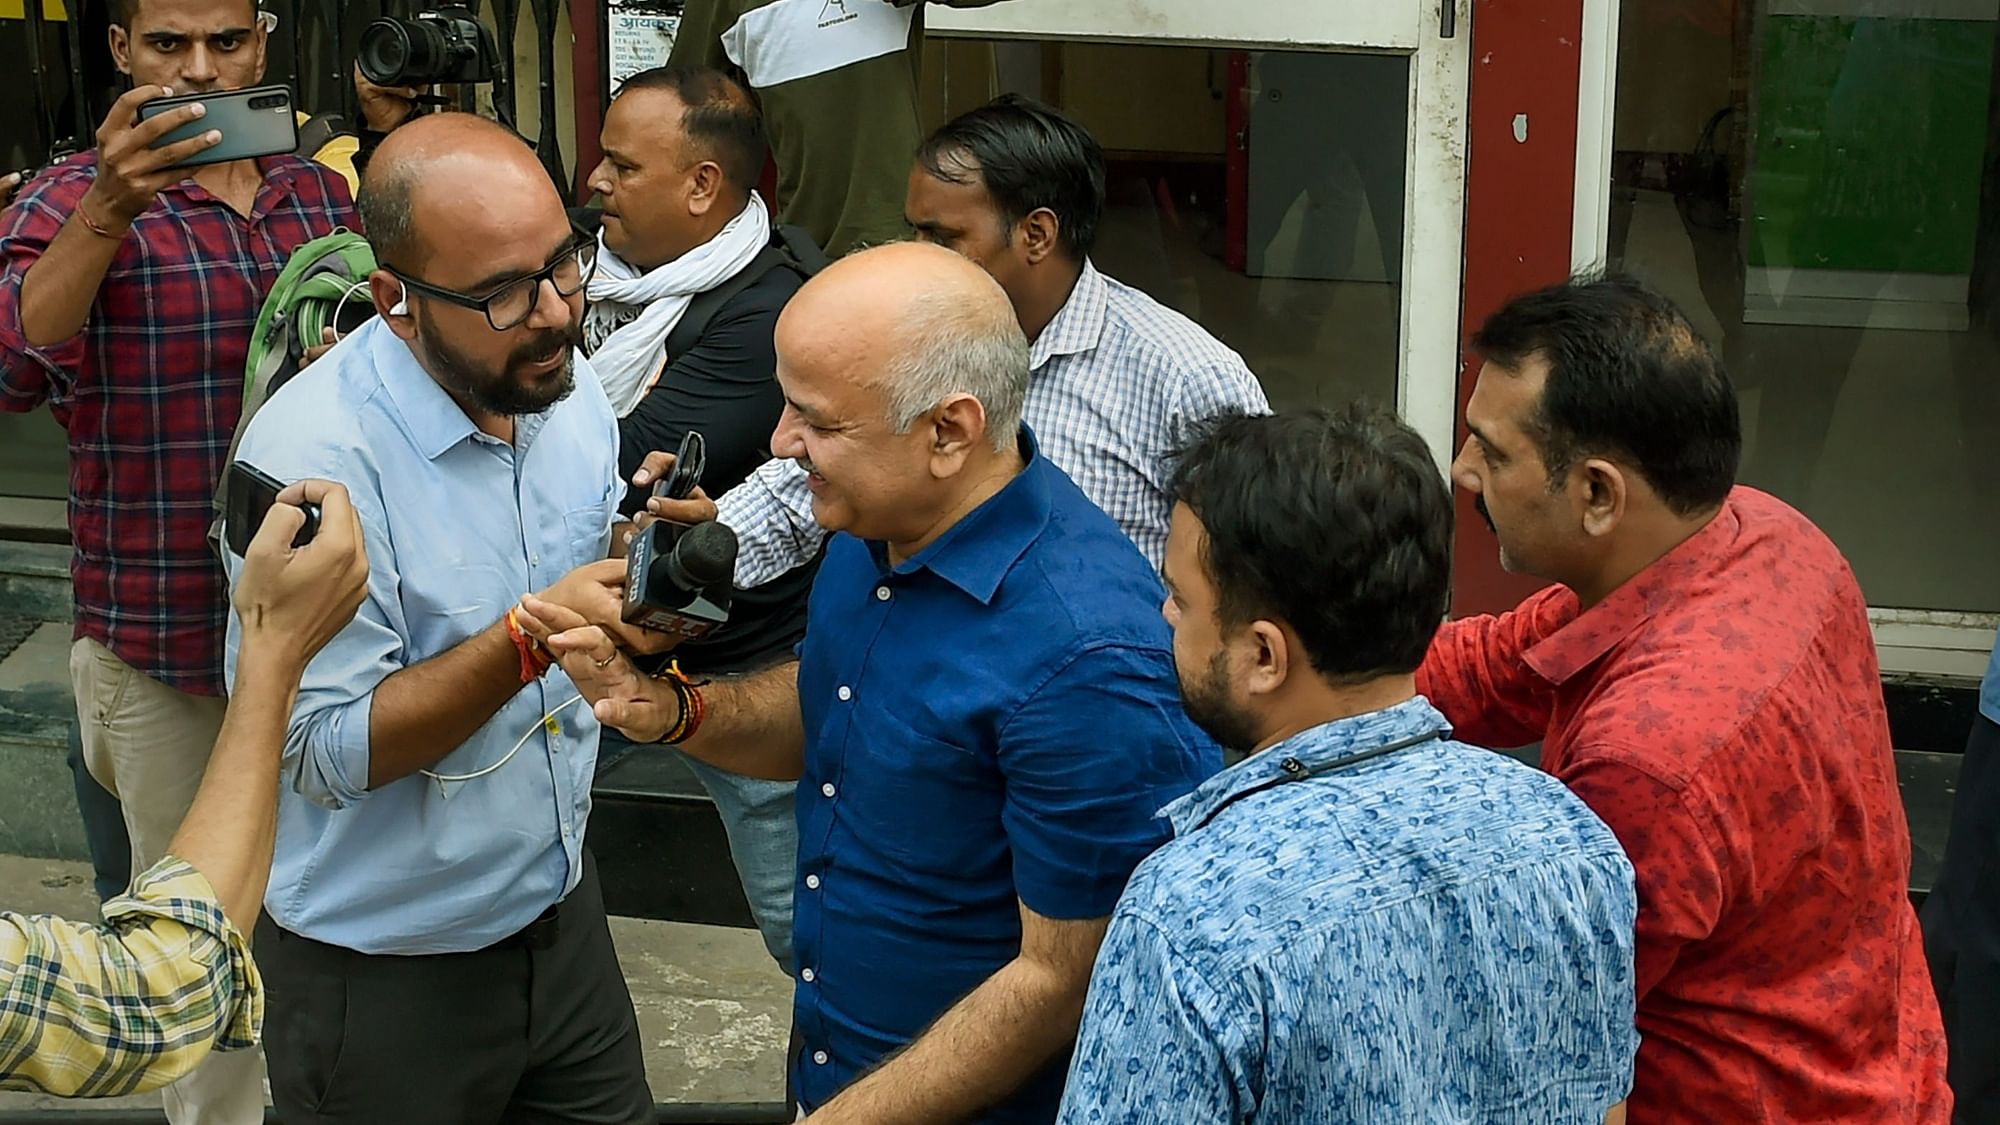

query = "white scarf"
585;191;771;417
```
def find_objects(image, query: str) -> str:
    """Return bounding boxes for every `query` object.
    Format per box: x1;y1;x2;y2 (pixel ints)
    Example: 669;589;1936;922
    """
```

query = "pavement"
0;854;792;1112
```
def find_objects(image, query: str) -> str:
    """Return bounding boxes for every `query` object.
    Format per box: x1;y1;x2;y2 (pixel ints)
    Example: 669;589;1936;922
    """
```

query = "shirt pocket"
561;503;613;567
843;701;1008;880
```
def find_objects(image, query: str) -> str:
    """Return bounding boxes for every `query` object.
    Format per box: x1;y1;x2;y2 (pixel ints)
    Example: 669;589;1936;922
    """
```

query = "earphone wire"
422;693;584;787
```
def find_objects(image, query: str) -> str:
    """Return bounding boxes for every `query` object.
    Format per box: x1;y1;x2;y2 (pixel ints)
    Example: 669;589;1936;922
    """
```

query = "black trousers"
254;851;653;1125
1925;712;2000;1123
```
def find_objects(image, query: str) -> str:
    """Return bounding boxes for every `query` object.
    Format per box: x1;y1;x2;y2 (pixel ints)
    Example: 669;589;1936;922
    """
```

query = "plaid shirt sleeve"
0;164;93;417
714;455;831;588
0;856;263;1098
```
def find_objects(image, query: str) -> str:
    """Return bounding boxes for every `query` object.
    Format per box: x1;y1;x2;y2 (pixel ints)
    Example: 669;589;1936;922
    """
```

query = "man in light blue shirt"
220;115;656;1124
1058;407;1638;1124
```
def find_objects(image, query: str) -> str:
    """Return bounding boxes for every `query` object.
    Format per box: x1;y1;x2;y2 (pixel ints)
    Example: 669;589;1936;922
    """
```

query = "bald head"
359;114;562;271
780;242;1029;450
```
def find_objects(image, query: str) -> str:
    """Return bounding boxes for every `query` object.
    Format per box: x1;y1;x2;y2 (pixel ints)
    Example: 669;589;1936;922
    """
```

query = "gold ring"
593;653;616;669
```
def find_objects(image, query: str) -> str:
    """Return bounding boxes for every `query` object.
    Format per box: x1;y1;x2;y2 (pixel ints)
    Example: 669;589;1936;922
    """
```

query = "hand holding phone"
136;85;296;171
652;430;707;504
225;460;321;559
81;84;225;229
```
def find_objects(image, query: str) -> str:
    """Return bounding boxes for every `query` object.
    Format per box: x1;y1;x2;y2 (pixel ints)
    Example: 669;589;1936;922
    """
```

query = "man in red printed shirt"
1420;274;1950;1121
0;2;356;1121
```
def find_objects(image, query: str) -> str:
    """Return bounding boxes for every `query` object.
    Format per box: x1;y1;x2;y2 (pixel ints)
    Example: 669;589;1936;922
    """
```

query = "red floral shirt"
1420;487;1949;1121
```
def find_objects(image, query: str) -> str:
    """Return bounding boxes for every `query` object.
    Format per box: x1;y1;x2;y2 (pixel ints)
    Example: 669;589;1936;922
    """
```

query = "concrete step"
0;540;82;861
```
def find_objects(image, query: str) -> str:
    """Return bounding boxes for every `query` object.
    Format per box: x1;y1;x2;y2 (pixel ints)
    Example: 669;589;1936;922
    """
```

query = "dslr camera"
358;5;502;87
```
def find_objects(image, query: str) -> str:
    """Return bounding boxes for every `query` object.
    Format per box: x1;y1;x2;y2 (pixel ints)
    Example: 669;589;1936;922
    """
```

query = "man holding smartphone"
0;3;354;1121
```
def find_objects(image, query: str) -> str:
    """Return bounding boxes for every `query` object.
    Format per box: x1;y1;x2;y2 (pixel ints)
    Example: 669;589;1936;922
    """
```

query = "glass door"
1594;0;2000;676
928;0;1473;464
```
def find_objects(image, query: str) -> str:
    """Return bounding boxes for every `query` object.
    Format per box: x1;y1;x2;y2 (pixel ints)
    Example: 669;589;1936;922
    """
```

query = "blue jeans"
597;731;800;971
66;720;131;902
677;751;800;972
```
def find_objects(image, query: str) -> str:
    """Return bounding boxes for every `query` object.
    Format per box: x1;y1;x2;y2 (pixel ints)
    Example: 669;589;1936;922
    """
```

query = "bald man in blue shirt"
521;241;1218;1124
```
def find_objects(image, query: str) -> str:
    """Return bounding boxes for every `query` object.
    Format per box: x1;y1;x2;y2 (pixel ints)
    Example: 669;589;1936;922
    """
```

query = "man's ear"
1017;207;1061;267
108;23;132;75
370;270;416;339
926;393;989;478
1242;619;1291;699
1578;457;1629;539
688;160;725;217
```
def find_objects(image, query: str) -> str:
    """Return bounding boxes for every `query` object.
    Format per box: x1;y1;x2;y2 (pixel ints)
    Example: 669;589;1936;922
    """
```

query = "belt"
487;902;561;952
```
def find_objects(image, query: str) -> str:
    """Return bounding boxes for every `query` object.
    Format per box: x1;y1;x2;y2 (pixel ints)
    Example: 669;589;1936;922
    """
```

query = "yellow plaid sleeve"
0;855;263;1097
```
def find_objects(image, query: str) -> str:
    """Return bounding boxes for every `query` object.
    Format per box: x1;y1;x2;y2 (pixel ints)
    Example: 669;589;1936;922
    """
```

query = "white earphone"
389;281;409;317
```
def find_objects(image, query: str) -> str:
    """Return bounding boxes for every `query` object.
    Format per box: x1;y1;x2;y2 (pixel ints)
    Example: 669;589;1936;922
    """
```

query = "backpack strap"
294;113;351;161
662;224;820;361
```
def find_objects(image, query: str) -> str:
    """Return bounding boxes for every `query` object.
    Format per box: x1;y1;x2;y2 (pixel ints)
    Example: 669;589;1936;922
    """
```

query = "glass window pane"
921;39;1407;413
1609;1;2000;613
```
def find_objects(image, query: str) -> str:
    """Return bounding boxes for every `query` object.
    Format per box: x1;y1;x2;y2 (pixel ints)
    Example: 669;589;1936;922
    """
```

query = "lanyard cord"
1195;728;1449;830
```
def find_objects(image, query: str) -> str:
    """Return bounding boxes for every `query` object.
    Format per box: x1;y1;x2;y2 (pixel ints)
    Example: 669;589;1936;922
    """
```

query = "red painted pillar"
1451;0;1586;617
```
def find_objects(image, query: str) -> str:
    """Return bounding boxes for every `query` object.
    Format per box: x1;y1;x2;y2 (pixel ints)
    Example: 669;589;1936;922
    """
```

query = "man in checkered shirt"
649;94;1268;981
690;94;1269;578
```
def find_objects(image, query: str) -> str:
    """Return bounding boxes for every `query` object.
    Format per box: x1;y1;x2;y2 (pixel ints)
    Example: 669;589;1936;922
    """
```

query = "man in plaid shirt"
0;2;355;1119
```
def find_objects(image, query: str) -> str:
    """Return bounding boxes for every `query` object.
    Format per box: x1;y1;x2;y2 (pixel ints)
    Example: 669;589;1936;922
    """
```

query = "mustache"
1474;493;1496;533
510;323;580;369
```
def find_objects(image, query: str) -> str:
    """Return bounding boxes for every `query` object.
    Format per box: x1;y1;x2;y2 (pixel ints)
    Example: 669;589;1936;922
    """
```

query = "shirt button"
875;585;891;601
801;967;816;983
812;1050;829;1066
805;873;821;890
837;685;852;702
531;553;541;566
821;782;836;798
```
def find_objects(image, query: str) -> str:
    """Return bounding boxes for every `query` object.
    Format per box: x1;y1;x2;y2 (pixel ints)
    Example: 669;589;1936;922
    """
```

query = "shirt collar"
367;319;481;460
1523;490;1745;686
1159;697;1454;837
1028;259;1109;372
877;427;1052;605
159;154;306;223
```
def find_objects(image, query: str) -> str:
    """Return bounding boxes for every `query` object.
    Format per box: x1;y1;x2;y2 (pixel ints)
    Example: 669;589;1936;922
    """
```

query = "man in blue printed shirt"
1058;407;1639;1124
522;241;1219;1123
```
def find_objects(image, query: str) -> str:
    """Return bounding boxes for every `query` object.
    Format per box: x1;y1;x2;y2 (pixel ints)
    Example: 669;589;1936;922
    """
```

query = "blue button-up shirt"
222;318;619;954
1059;697;1640;1124
791;430;1219;1121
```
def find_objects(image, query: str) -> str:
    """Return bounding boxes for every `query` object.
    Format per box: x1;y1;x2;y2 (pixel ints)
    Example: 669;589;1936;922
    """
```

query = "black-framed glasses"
387;230;598;332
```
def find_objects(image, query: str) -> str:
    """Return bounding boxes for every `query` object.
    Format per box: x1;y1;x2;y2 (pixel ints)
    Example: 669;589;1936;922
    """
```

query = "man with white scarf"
581;65;825;971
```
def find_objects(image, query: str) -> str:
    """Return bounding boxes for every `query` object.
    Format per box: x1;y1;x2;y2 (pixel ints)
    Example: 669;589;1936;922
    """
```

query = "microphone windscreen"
672;520;740;589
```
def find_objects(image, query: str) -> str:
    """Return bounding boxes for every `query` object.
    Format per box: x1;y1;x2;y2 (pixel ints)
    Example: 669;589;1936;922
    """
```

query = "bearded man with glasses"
215;114;673;1125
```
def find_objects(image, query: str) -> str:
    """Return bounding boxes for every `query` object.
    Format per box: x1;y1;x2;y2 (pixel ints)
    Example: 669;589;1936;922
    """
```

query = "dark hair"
112;0;256;29
1170;405;1454;683
916;93;1105;260
1473;272;1740;515
615;65;767;195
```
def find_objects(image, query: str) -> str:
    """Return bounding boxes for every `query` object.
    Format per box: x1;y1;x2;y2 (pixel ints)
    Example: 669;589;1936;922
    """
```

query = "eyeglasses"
387;231;598;332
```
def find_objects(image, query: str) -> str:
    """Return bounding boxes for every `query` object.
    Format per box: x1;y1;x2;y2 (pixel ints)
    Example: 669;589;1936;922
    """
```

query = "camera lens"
358;17;444;87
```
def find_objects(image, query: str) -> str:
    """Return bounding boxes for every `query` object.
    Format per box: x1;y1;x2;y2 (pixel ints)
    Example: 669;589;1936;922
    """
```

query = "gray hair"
876;287;1030;452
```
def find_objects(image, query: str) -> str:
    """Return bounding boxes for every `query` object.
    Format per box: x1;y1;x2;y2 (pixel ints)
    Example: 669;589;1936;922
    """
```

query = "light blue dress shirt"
222;318;619;954
1058;697;1639;1124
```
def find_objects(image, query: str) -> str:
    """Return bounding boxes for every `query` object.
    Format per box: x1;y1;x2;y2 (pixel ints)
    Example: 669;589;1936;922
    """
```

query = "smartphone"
652;430;707;503
225;460;319;559
137;85;297;169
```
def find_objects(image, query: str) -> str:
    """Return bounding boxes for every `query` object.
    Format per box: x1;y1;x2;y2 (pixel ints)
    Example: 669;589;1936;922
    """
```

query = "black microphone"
622;518;737;640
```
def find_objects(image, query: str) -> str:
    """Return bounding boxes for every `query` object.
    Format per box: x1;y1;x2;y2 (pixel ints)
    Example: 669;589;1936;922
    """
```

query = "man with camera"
0;1;356;1120
220;113;667;1124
